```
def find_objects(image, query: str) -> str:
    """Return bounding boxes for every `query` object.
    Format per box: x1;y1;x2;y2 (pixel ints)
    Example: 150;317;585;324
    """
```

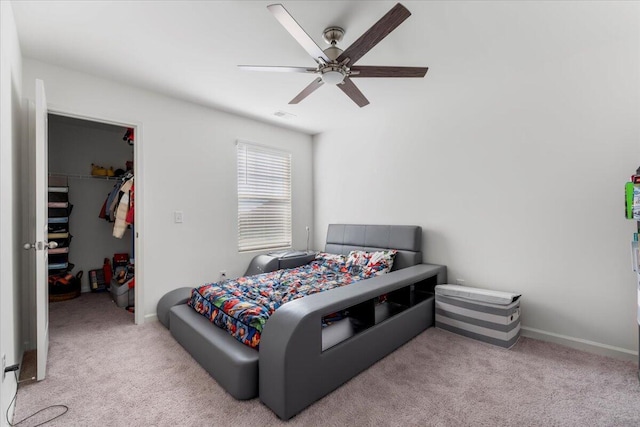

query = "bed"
157;224;447;420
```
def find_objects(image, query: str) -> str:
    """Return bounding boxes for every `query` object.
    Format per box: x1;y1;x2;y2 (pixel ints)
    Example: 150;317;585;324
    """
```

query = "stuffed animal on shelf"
91;163;107;176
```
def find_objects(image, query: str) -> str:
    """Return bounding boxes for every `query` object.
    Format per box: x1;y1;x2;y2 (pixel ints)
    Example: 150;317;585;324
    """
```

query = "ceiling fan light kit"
239;2;429;107
320;67;346;85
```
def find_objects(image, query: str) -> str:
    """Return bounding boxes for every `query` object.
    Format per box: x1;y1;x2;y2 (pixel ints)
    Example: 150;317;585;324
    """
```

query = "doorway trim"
46;103;145;325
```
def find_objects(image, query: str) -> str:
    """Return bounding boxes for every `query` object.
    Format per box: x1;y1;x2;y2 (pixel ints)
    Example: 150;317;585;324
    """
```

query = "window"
237;141;292;252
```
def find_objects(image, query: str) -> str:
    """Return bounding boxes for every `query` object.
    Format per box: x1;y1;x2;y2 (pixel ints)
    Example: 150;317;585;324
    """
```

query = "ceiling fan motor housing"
323;45;343;61
322;26;345;62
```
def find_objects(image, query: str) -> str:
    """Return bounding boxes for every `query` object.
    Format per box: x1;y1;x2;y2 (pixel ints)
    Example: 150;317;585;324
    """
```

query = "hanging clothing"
98;197;108;219
99;172;135;238
125;183;135;225
109;185;125;222
113;177;133;239
103;180;124;222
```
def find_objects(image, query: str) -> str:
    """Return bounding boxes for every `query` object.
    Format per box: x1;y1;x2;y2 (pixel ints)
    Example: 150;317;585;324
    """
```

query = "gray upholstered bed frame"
157;224;446;420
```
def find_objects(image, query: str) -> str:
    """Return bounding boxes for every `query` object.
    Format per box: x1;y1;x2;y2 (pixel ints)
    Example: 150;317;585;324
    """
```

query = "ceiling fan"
239;3;428;107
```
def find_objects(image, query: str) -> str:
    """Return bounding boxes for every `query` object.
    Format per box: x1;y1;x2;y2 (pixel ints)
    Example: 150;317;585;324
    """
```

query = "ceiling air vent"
273;111;297;119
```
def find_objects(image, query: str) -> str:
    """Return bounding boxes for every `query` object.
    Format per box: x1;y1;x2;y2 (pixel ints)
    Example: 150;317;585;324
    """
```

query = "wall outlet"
456;279;465;286
2;354;6;381
174;211;184;224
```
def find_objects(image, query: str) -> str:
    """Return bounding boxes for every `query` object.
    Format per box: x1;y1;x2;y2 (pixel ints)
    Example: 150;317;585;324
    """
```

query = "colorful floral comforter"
188;257;375;349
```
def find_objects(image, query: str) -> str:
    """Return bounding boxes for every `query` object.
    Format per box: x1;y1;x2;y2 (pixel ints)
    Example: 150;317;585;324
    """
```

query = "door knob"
23;241;58;250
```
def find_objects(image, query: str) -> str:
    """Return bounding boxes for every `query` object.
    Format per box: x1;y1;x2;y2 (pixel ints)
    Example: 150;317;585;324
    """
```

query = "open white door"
34;79;49;381
35;79;49;381
23;79;50;380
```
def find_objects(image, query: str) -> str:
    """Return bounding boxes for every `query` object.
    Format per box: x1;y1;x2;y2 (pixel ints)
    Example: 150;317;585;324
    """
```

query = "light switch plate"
174;211;184;223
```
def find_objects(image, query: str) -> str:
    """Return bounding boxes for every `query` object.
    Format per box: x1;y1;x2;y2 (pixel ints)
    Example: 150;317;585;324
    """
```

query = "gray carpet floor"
11;293;640;426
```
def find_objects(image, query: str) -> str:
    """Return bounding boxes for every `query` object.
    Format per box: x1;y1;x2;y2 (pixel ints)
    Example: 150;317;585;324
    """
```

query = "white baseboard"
143;313;158;323
521;326;638;362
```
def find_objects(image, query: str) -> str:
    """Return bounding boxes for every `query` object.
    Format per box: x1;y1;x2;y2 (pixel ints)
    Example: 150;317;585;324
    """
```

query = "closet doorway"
46;112;143;324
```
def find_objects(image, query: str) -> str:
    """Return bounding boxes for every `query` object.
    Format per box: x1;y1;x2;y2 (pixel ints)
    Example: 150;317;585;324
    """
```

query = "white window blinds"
237;141;292;252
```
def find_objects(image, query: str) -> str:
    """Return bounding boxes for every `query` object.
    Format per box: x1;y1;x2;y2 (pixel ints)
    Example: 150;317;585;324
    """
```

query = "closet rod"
48;173;124;181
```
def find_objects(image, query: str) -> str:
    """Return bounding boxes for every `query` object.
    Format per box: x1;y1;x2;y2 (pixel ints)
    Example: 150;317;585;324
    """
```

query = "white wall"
48;116;133;293
313;2;640;357
22;58;314;319
0;1;23;424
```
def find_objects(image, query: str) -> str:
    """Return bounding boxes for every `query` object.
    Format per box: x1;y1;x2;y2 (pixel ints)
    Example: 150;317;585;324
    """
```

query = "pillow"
346;250;397;277
312;252;348;272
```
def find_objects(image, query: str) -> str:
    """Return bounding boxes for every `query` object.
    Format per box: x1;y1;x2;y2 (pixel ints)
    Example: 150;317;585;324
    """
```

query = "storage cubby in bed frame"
322;275;438;351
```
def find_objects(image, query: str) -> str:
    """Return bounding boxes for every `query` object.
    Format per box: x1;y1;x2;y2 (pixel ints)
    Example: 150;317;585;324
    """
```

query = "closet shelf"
49;173;121;181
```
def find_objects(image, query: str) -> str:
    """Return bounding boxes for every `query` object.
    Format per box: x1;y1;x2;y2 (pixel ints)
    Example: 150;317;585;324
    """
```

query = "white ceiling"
11;1;633;135
11;1;444;134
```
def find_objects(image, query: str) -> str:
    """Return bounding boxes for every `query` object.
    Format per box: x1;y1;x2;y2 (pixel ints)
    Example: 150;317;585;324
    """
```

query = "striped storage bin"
435;284;521;349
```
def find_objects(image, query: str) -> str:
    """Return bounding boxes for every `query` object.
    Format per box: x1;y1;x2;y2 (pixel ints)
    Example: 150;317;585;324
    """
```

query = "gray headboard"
324;224;422;271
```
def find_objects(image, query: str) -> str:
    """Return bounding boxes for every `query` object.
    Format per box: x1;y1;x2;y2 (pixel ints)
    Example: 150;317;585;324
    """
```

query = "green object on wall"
626;182;634;219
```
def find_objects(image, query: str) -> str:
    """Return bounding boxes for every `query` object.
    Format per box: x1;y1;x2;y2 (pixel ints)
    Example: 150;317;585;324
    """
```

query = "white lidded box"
435;284;521;349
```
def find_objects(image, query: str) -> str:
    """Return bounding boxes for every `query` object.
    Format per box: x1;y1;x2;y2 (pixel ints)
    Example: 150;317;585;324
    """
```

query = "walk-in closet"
47;114;136;318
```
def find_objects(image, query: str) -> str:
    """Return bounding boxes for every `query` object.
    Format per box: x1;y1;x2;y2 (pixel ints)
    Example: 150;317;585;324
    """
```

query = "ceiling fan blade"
289;77;324;104
267;4;330;64
238;65;317;73
350;66;428;78
337;77;370;107
337;3;411;66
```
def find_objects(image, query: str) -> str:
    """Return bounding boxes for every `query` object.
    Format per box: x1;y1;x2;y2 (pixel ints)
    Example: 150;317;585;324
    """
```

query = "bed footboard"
170;304;259;400
259;263;446;420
